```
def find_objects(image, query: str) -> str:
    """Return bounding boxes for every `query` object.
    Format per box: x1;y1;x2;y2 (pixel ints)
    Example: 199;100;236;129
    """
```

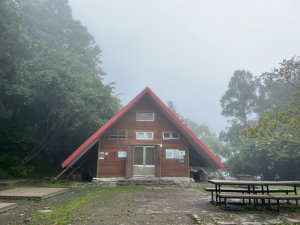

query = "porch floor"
93;177;194;185
0;187;68;200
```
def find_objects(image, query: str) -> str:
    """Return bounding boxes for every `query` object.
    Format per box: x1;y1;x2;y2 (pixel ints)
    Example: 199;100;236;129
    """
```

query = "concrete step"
0;203;17;213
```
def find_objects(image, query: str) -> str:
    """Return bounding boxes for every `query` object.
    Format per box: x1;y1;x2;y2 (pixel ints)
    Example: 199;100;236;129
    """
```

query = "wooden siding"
97;96;190;178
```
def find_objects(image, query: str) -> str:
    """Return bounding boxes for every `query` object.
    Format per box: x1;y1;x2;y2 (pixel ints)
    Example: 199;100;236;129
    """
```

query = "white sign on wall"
99;152;104;160
178;150;185;158
118;151;127;158
166;149;185;159
165;149;174;158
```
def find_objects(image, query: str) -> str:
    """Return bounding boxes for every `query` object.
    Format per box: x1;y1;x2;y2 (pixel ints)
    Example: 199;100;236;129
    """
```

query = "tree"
220;58;300;180
220;70;258;126
0;0;120;177
224;139;300;180
219;70;259;165
245;57;300;144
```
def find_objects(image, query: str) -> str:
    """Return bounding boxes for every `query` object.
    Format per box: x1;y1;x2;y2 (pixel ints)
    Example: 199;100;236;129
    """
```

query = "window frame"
136;131;154;140
136;111;155;122
162;131;180;140
108;130;128;140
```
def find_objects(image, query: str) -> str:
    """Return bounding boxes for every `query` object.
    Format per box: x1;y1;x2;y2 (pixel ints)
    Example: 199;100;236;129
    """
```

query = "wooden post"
125;146;133;178
155;145;161;177
96;139;101;178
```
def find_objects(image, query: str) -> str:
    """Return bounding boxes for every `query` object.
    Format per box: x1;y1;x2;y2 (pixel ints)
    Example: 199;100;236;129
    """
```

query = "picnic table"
206;179;300;210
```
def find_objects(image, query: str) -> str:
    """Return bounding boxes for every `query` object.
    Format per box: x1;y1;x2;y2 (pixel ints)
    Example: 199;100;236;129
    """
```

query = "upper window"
136;112;154;121
162;132;180;140
108;130;127;140
136;131;154;140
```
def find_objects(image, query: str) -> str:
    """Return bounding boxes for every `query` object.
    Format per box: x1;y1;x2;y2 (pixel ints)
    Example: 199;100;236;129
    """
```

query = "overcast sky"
69;0;300;133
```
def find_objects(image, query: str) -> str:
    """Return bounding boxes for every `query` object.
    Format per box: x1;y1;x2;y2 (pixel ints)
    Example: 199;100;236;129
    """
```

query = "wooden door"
133;146;155;176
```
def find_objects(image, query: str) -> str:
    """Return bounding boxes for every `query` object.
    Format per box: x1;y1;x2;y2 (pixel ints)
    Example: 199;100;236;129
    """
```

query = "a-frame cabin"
61;87;223;180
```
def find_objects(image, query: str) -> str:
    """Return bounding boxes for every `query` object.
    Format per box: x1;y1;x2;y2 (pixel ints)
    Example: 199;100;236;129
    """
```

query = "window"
108;130;127;140
136;112;154;121
162;132;179;140
136;131;154;140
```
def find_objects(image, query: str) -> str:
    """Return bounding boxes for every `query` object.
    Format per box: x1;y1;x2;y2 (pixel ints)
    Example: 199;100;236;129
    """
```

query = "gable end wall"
97;97;190;178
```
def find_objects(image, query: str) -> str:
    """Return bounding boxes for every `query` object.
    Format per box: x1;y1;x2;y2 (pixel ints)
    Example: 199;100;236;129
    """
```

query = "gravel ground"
1;183;300;225
73;186;215;225
0;187;85;225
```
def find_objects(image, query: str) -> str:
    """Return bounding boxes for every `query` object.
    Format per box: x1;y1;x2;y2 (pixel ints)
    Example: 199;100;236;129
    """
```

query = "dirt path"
68;185;300;225
73;186;215;225
1;184;300;225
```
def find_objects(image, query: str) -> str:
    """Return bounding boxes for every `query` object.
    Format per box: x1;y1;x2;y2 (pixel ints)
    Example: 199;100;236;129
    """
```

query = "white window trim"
136;112;155;121
108;130;128;140
162;131;180;140
136;131;154;140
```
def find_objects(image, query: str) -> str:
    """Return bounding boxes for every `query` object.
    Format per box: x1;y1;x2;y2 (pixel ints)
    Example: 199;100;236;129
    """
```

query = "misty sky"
69;0;300;133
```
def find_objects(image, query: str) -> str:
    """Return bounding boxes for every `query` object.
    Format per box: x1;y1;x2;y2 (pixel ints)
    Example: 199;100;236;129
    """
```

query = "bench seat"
205;187;295;194
270;195;300;200
205;187;248;192
216;193;300;211
217;193;271;199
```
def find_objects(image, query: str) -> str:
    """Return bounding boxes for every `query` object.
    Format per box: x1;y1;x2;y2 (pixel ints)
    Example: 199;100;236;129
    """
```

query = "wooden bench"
216;193;271;207
205;187;295;203
216;193;300;211
269;195;300;209
205;187;248;202
205;187;295;194
205;187;248;192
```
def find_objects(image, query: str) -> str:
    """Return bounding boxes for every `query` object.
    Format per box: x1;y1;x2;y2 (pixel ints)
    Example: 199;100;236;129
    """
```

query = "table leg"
247;185;251;204
294;186;298;205
252;185;258;204
217;184;221;204
214;184;218;204
261;185;265;205
267;185;270;205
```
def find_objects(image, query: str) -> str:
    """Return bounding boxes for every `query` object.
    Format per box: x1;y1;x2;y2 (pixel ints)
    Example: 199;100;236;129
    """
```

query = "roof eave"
146;89;224;169
61;88;150;168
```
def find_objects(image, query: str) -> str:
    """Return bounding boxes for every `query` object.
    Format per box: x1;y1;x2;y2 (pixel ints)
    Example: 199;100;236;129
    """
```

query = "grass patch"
190;214;213;224
0;183;17;191
35;179;74;188
197;186;209;194
30;185;142;225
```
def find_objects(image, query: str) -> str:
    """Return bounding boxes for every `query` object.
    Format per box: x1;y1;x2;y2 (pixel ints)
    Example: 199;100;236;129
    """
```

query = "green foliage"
167;101;225;157
224;139;300;179
246;106;300;144
220;57;300;180
184;119;225;157
262;57;300;89
0;0;120;177
245;57;300;144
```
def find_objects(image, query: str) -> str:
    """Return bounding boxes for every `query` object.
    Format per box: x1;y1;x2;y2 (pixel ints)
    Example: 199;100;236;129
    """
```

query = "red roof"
61;87;224;169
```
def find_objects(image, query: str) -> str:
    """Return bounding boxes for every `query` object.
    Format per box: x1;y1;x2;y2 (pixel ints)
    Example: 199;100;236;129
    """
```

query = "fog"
68;0;300;133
